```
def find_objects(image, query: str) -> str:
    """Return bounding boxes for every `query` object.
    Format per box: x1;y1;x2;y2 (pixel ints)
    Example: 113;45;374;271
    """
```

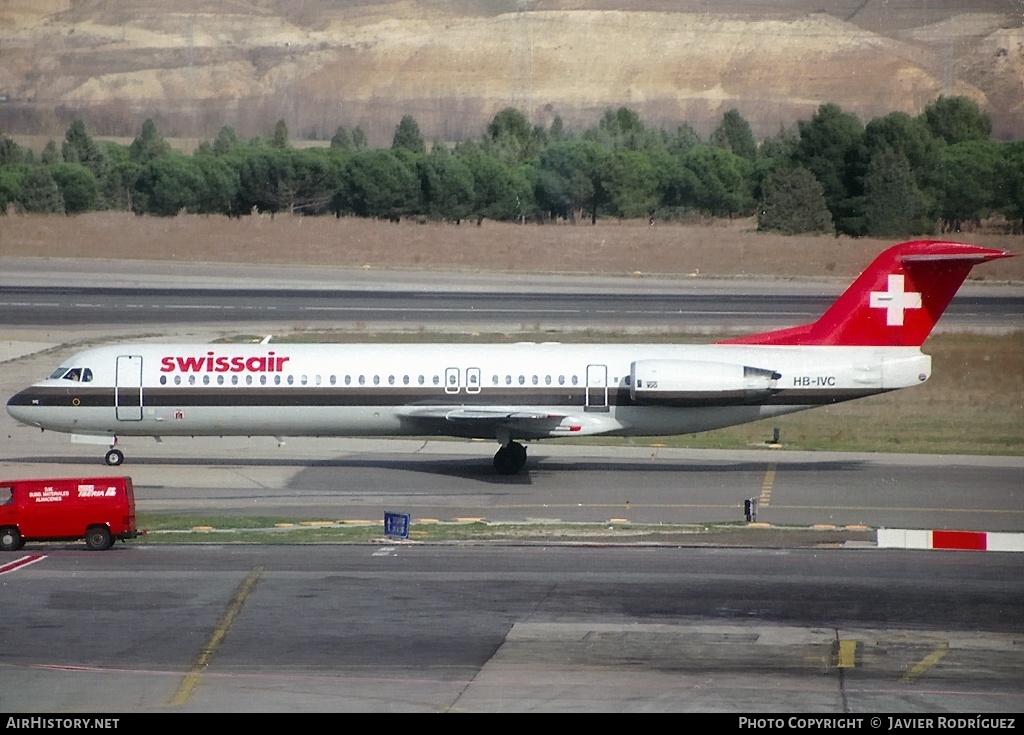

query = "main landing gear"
104;448;124;466
493;441;527;475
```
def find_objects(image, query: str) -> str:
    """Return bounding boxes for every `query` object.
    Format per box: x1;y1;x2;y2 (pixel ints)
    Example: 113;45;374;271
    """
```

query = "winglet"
721;240;1014;347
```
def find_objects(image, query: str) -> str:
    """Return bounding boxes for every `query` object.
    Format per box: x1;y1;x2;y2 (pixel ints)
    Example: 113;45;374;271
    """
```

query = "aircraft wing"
395;405;610;439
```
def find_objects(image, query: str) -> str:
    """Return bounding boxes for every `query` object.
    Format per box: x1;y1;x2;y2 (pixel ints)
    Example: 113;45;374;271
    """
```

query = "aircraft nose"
7;389;42;427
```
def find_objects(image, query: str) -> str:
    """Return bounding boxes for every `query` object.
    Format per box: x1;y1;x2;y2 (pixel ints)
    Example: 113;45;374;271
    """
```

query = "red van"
0;476;138;551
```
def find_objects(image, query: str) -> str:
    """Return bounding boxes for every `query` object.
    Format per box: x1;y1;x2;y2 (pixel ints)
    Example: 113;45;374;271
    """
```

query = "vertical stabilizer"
721;240;1013;347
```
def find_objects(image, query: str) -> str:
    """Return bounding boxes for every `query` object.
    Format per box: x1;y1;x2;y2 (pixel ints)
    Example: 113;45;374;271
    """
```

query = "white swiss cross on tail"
869;274;922;326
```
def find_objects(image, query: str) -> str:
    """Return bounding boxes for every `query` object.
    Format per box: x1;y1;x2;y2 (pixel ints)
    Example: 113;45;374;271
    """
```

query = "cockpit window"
50;367;93;382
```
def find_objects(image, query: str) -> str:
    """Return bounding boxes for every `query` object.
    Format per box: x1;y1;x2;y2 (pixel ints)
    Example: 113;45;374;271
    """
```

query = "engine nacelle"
630;360;780;406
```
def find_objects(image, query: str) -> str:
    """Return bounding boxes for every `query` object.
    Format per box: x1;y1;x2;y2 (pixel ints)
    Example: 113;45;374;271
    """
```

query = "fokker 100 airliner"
6;240;1013;474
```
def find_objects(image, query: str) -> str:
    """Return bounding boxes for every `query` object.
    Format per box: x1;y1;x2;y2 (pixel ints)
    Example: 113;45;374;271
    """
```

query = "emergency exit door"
585;364;609;412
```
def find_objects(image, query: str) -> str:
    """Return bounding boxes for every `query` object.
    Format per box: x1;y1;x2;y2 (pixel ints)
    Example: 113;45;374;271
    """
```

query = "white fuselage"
7;341;932;443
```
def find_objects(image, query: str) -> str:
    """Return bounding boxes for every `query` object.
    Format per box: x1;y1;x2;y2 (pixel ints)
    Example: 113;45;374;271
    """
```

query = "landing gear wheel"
85;525;113;551
0;527;21;552
493;441;527;475
104;448;124;467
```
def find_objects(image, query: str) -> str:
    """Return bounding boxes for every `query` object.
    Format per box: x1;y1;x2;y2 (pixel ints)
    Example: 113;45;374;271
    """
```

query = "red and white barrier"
877;529;1024;552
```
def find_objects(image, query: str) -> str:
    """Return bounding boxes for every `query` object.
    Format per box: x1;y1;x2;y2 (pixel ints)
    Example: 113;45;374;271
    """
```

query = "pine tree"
18;166;65;214
129;119;171;165
921;95;992;145
391;115;425;154
330;125;352;151
863;150;930;237
711;109;757;160
758;167;834;235
273;119;290;150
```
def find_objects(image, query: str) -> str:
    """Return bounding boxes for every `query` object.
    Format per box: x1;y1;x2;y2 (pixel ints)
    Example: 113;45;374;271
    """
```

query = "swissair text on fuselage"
159;352;291;374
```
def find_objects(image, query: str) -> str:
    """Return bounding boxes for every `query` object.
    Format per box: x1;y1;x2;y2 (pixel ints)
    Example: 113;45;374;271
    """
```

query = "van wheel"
85;525;113;551
0;527;21;552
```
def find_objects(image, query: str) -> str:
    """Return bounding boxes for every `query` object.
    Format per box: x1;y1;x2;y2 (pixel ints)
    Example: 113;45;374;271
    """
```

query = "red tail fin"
722;240;1014;347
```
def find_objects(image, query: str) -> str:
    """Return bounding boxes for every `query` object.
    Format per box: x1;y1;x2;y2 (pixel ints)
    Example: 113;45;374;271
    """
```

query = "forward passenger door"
115;355;143;421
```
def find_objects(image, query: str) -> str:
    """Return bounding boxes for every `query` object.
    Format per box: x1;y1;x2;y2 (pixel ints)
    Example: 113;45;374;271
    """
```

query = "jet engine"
630;360;780;406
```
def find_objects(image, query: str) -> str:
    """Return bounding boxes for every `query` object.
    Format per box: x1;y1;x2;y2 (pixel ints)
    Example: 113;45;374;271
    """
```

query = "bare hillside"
0;0;1021;143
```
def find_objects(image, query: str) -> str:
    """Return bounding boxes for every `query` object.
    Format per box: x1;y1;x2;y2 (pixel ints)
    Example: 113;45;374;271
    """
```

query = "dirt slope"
0;1;1021;142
